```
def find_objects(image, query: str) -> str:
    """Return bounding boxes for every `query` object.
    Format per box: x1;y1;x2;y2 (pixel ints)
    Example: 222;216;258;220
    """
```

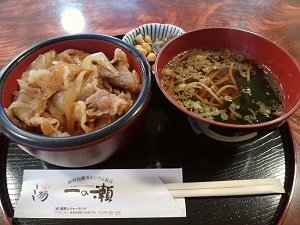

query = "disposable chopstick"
164;178;285;198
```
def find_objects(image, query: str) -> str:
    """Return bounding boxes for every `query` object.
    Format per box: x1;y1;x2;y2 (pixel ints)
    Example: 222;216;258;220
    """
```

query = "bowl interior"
155;28;300;128
2;37;143;108
122;23;185;46
0;34;151;150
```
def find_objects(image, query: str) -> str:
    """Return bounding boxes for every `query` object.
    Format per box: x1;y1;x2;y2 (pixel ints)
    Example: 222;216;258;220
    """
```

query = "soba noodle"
161;48;283;124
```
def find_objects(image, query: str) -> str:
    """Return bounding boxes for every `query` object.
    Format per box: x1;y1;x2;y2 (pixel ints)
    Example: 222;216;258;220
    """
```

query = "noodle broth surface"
161;48;284;125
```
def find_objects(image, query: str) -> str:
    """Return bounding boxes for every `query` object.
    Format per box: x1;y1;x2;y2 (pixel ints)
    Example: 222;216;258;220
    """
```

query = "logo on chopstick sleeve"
64;175;114;202
32;184;50;202
64;183;114;202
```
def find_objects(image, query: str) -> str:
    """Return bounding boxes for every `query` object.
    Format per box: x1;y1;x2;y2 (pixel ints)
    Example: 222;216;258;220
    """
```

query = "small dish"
122;23;185;46
122;23;185;68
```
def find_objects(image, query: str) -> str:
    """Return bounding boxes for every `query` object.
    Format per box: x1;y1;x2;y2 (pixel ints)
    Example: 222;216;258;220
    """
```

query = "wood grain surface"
0;0;299;224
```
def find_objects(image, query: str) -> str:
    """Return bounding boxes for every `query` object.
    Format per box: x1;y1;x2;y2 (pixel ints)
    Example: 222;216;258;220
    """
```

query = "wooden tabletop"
0;0;299;224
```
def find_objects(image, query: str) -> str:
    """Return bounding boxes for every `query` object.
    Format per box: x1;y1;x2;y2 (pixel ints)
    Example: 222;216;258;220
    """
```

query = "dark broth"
161;48;284;125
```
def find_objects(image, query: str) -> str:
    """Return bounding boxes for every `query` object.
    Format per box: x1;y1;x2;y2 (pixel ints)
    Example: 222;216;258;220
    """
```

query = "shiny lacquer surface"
0;0;299;224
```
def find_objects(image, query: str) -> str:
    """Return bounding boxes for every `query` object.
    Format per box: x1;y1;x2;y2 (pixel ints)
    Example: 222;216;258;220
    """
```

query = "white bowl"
122;23;185;46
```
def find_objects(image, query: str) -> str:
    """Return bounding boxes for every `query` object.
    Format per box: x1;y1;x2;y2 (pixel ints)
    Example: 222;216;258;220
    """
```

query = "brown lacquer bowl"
0;34;152;167
154;28;300;142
